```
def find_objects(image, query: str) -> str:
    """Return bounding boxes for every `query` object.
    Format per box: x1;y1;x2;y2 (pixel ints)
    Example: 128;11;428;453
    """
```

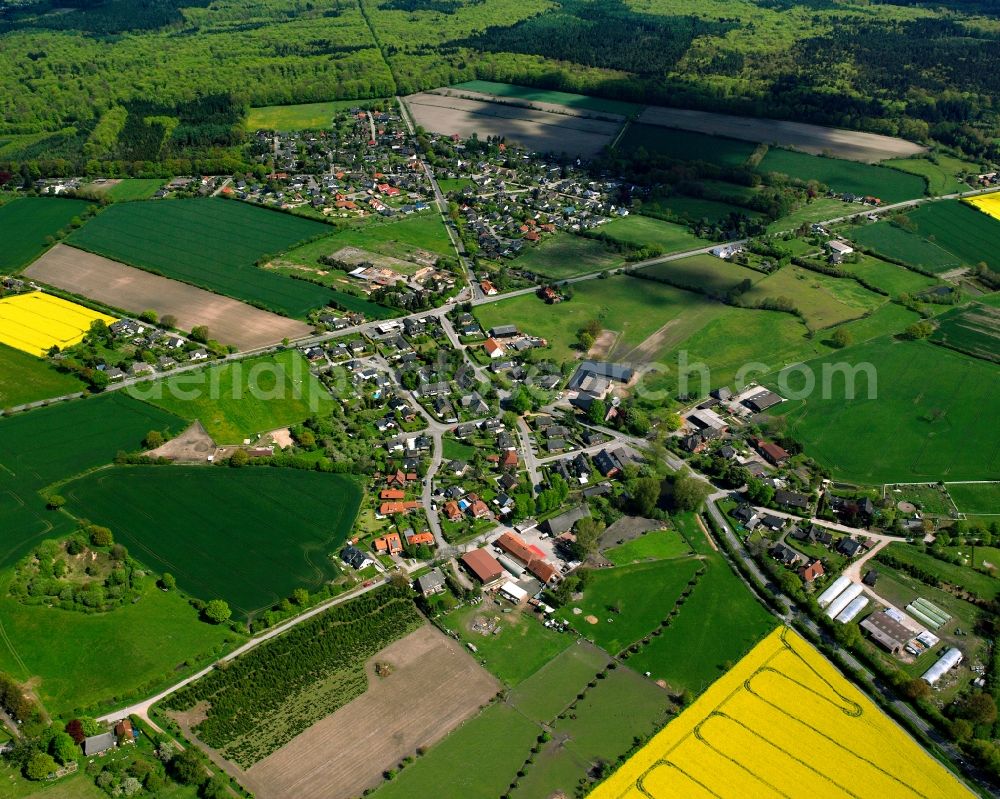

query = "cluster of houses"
85;318;203;381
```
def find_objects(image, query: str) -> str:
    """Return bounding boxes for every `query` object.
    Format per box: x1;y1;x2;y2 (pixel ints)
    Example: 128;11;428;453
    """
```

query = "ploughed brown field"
24;244;311;351
243;624;499;799
404;91;622;157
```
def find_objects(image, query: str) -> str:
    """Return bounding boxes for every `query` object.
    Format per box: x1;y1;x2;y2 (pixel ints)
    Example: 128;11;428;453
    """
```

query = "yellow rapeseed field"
591;627;974;799
965;193;1000;223
0;291;116;356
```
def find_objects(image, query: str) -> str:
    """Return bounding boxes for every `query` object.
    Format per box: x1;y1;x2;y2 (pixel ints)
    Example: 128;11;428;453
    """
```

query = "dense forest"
2;0;1000;174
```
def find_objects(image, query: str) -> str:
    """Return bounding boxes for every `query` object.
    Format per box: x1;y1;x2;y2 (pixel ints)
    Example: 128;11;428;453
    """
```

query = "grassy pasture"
741;265;886;329
905;201;1000;272
67;199;335;318
642;194;761;224
757;149;926;204
0;574;237;717
0;197;91;271
930;303;1000;364
63;466;362;617
882;156;973;195
947;482;1000;515
772;338;1000;483
832;303;921;344
604;529;691;565
766;197;859;233
133;350;334;443
884;543;1000;601
452;80;640;116
105;179;167;201
509;641;610;723
372;703;538;799
851;221;961;274
509;232;622;279
637;253;764;294
557;558;701;655
474;275;721;366
248;99;386;130
617;122;755;167
627;557;778;694
0;342;83;407
599;215;713;253
841;254;938;296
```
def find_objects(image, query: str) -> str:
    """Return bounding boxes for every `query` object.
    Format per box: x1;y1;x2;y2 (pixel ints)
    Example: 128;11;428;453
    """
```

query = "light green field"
773;338;1000;483
372;704;538;799
474;275;721;366
557;558;701;655
0;343;83;408
0;574;237;716
947;482;1000;515
638;253;764;294
600;215;713;253
831;303;921;344
741;265;886;329
510;232;623;279
604;529;692;565
82;179;165;201
881;156;975;196
453;80;640;116
884;543;1000;600
441;603;572;686
508;641;610;723
841;254;939;296
437;177;474;194
767;198;860;233
248;99;386;130
852;220;961;274
133;350;334;443
0;765;108;799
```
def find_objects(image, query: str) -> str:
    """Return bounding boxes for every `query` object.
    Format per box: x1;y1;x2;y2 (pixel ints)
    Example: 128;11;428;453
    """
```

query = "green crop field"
0;574;237;716
638;253;764;295
441;603;571;685
0;343;83;408
772;339;1000;483
642;195;761;224
0;393;185;570
599;215;713;253
904;201;1000;272
0;197;91;271
741;265;886;330
557;557;701;654
931;303;1000;364
627;556;777;694
617;122;755;167
474;275;721;366
509;232;623;279
604;529;692;565
757;149;926;204
508;642;610;723
372;704;539;799
66;198;335;318
133;350;334;443
882;156;974;196
851;220;961;274
947;483;1000;515
248;99;386;130
883;543;1000;600
842;254;938;296
63;466;362;617
453;81;640;116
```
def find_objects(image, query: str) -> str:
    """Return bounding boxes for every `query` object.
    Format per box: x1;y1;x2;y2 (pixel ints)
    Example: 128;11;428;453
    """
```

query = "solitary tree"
204;599;232;624
831;328;853;349
292;588;309;606
89;525;114;547
159;573;176;591
143;430;164;449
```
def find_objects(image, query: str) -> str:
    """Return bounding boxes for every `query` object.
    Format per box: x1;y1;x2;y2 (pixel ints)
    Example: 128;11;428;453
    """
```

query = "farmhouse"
743;390;783;413
483;337;506;358
568;361;634;393
754;438;790;466
543;504;591;536
827;240;854;257
489;325;519;338
461;548;505;588
687;407;728;435
83;732;116;757
861;611;916;654
417;568;447;597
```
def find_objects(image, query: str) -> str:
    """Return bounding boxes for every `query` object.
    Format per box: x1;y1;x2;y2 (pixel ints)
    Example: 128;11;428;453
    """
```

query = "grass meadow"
947;482;1000;515
757;149;926;204
884;543;1000;600
642;195;762;224
604;529;691;565
0;197;91;271
882;156;974;195
248;99;387;130
283;213;454;265
637;253;764;294
0;342;83;408
63;466;362;617
766;197;859;233
105;179;167;201
509;232;623;279
508;642;610;723
772;338;1000;483
67;199;335;318
930;303;1000;364
842;254;939;296
599;214;714;253
134;349;334;443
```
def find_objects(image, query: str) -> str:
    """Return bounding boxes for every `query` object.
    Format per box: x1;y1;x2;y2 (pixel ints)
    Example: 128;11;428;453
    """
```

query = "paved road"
516;417;543;494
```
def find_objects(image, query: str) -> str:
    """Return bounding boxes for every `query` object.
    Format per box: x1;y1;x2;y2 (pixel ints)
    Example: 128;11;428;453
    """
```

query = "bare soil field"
405;92;621;157
587;330;619;360
244;625;499;799
638;106;925;163
24;244;310;350
145;420;216;462
330;245;422;275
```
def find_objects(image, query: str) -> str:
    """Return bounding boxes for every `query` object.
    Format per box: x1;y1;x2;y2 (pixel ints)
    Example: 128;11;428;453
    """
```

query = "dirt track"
638;106;925;163
405;92;621;157
244;625;499;799
24;244;311;351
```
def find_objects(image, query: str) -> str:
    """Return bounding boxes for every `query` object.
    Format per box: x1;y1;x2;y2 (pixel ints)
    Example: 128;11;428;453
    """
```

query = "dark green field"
757;149;926;204
931;303;1000;364
906;201;1000;272
67;198;336;318
453;80;641;116
0;342;83;408
0;196;91;270
773;339;1000;483
851;221;960;274
642;195;761;224
617;123;755;167
64;466;363;617
0;393;185;569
